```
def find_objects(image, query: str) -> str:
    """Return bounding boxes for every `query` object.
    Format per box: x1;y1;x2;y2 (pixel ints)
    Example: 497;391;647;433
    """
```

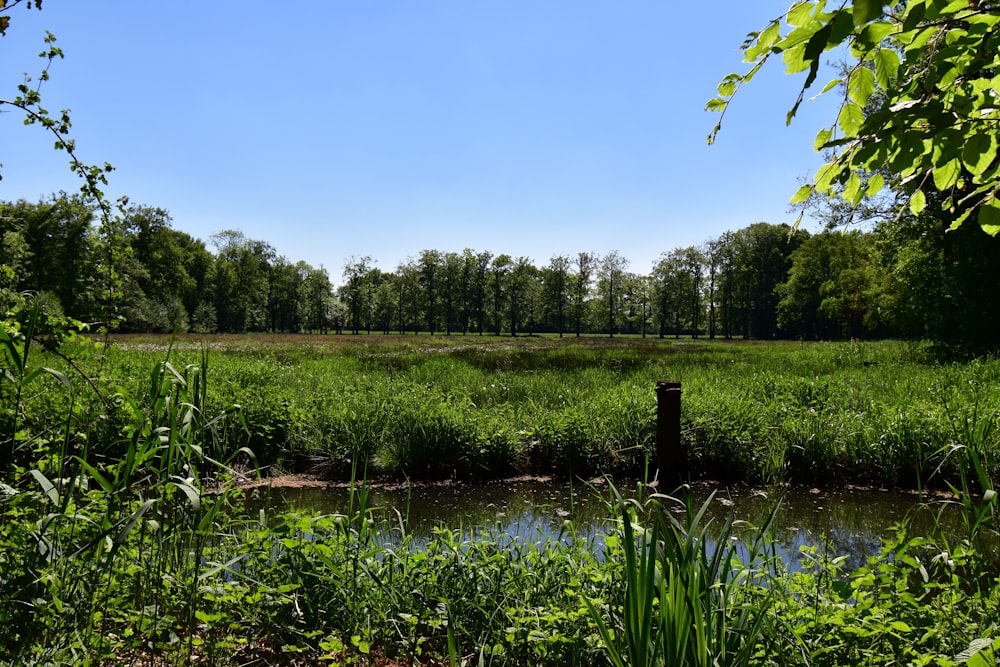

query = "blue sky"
1;2;840;280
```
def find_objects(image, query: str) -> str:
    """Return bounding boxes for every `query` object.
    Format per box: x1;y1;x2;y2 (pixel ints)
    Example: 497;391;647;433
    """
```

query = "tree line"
3;192;999;347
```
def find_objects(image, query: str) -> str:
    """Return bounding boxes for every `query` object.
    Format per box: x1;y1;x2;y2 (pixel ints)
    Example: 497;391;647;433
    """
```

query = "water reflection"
241;478;995;571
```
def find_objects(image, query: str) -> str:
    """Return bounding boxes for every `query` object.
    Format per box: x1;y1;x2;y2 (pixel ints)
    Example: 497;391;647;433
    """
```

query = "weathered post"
654;380;684;483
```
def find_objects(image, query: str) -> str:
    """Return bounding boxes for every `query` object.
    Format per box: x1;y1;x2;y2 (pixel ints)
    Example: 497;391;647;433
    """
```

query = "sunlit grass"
4;324;1000;665
73;335;999;488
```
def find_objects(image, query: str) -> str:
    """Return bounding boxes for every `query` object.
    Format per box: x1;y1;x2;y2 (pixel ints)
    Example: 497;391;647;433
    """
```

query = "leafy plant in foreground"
586;483;782;667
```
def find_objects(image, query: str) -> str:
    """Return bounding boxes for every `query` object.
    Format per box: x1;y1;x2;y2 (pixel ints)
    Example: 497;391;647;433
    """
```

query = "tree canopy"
709;0;1000;234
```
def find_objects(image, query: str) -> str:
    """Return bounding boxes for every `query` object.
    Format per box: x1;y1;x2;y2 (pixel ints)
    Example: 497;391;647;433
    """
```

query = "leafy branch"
1;30;119;226
708;0;1000;236
1;2;126;335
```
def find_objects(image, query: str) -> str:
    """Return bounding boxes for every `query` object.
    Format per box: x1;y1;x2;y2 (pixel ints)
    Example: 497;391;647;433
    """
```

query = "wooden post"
655;380;684;483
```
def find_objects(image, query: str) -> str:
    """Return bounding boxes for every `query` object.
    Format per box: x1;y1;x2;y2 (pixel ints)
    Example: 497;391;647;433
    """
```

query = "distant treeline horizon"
3;192;1000;350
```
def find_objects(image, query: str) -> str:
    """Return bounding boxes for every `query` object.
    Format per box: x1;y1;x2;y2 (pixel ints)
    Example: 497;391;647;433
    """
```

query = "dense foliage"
711;0;1000;237
2;332;999;665
3;322;1000;665
5;335;996;490
5;196;1000;349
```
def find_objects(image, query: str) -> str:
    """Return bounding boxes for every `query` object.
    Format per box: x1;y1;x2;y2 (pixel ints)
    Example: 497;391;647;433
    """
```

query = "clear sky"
1;2;840;280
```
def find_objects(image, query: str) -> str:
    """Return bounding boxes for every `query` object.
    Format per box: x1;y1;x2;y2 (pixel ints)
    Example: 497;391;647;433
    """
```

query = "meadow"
2;331;999;665
93;334;1000;488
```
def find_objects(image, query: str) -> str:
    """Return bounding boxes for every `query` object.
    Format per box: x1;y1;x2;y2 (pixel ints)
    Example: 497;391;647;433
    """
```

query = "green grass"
56;334;998;489
3;324;1000;665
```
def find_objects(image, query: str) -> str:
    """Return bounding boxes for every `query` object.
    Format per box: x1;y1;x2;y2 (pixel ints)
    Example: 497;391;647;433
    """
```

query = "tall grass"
81;336;1000;489
4;323;1000;664
586;483;782;667
1;324;256;664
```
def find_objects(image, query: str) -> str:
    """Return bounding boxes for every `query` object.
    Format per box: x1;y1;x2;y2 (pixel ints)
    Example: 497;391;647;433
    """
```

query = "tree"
418;250;443;335
571;252;596;337
489;254;512;335
209;230;275;332
1;195;96;318
301;264;334;333
507;256;537;336
874;197;1000;350
440;252;464;335
652;248;701;338
703;238;727;339
268;256;303;333
2;4;116;215
597;251;629;337
710;0;1000;236
2;5;124;330
681;246;705;337
724;223;807;339
373;273;398;334
777;230;878;339
619;272;650;336
542;254;571;336
361;267;390;334
342;255;373;334
395;260;421;334
121;204;206;333
465;250;492;335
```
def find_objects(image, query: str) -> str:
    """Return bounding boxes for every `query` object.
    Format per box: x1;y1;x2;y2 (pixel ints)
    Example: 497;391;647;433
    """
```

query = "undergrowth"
2;318;1000;665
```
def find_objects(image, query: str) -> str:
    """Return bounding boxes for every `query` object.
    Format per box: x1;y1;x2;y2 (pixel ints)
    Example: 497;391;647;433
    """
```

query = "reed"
45;336;996;488
586;482;781;667
5;327;1000;664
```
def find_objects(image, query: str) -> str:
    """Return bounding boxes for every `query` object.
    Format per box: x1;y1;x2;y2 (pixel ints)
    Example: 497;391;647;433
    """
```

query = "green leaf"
909;189;927;215
932;157;961;190
853;0;884;27
782;41;809;74
75;457;113;494
902;0;926;32
848;66;876;107
705;98;726;112
865;173;885;196
787;2;815;28
961;133;997;177
829;9;856;46
838;102;865;136
978;199;1000;236
41;367;71;393
30;469;60;506
874;48;900;87
717;74;741;97
857;21;895;47
114;500;157;546
844;173;863;204
949;206;975;230
967;644;997;667
889;620;912;633
745;21;782;60
814;127;833;151
815;161;842;191
171;479;202;511
791;184;814;204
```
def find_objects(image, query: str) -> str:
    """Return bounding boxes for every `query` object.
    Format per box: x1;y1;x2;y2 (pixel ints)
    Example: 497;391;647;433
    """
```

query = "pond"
242;477;996;572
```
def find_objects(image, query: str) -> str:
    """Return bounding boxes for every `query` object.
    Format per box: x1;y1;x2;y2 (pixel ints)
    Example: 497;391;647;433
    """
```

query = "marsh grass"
2;326;1000;666
1;324;259;664
586;483;781;667
8;320;1000;665
66;336;998;489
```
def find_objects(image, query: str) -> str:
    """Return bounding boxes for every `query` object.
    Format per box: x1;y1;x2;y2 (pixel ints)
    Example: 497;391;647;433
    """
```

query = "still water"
242;477;993;571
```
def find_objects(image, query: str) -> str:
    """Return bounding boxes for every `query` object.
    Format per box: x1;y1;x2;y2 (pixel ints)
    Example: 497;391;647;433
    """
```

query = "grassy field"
79;334;1000;489
2;332;999;664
